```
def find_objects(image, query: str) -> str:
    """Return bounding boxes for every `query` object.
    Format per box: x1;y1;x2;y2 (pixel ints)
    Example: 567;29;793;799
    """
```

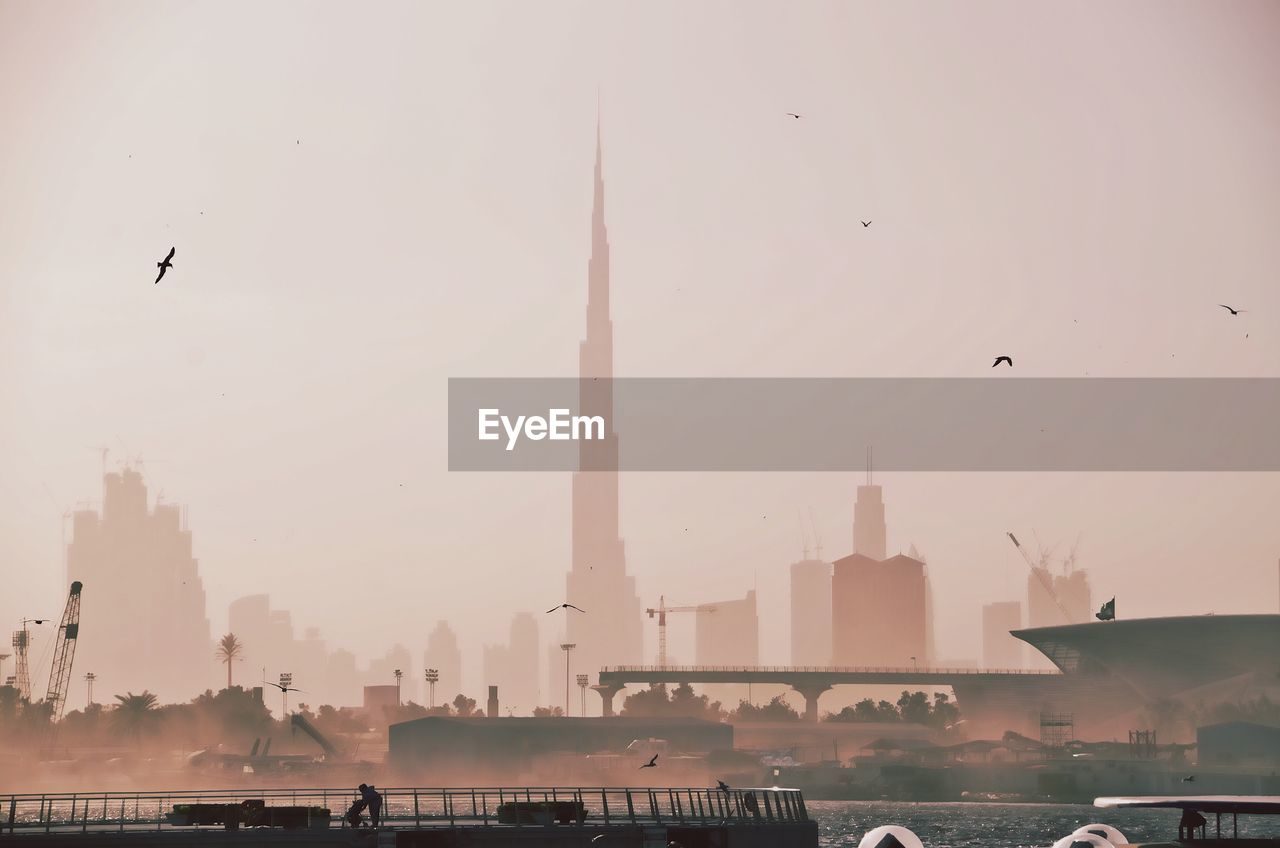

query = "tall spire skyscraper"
564;119;643;698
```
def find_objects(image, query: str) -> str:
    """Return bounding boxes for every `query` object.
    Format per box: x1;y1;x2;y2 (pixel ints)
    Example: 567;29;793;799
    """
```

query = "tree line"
619;682;962;728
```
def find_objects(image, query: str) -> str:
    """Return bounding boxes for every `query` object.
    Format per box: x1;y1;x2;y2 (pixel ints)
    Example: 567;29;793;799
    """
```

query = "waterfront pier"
0;786;816;848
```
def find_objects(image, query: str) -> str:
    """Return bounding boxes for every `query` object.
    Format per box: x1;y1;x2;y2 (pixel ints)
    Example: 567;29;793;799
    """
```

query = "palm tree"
216;633;243;690
112;691;159;745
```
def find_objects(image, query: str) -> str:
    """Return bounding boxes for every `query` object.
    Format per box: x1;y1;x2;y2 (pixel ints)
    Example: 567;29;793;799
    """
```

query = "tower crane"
1007;532;1076;624
43;582;83;725
645;596;714;668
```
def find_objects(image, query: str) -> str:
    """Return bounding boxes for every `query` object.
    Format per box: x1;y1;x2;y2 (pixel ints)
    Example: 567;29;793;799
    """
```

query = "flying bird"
264;680;306;694
640;754;658;769
546;603;586;614
992;356;1013;368
1219;304;1246;315
154;247;175;284
591;836;608;844
785;113;802;119
717;780;730;792
1182;775;1196;783
861;221;871;227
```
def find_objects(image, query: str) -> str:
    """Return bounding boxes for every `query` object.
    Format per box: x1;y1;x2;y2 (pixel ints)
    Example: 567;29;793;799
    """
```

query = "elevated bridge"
595;664;1062;721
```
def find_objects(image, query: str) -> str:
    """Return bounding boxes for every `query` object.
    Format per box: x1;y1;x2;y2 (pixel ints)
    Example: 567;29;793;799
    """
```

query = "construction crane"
43;582;83;725
1007;532;1075;623
645;596;713;668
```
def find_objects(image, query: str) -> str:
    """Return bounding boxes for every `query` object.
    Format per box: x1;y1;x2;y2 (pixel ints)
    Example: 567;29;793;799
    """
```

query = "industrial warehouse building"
1197;721;1280;766
389;716;733;780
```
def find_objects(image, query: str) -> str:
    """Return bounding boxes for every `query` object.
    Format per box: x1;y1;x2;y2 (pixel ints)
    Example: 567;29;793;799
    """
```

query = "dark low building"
1198;721;1280;766
389;716;733;780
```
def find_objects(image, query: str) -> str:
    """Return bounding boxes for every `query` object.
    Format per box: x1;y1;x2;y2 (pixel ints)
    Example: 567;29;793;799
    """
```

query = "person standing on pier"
359;784;383;828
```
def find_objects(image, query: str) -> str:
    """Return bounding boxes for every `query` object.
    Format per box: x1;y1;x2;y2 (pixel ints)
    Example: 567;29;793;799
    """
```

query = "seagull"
154;247;175;284
546;603;586;614
1219;304;1246;316
717;780;730;792
264;680;306;694
992;356;1013;368
861;221;871;227
591;836;608;844
1182;775;1196;782
785;113;802;119
639;754;658;769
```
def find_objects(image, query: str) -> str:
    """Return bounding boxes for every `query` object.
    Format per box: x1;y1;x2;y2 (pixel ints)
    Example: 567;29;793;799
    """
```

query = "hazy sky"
2;1;1279;702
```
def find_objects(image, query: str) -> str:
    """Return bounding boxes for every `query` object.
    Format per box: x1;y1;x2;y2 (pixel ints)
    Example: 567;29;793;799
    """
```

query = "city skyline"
3;1;1280;708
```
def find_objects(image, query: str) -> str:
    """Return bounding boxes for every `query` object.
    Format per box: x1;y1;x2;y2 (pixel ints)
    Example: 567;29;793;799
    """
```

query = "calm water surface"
808;801;1280;847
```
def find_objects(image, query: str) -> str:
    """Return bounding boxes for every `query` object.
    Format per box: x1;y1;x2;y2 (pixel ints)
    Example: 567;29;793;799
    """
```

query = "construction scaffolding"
1039;712;1075;749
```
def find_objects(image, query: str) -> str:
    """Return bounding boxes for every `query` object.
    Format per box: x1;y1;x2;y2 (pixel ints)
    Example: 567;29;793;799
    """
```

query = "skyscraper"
482;612;540;714
424;620;462;704
67;467;212;701
831;553;926;666
695;591;759;667
564;120;644;691
790;558;831;666
853;472;886;560
982;601;1024;669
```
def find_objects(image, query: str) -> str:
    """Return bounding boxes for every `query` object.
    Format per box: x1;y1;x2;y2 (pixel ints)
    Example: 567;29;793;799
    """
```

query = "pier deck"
0;786;816;848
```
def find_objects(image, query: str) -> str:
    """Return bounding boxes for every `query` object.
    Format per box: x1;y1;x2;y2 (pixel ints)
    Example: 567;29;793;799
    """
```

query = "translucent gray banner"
447;378;1280;471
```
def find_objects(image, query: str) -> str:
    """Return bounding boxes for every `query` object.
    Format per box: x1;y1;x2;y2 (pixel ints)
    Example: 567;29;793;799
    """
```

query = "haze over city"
3;0;1280;717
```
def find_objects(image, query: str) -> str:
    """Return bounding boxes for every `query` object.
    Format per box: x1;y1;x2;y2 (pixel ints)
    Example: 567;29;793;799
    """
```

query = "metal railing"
0;786;808;834
601;664;1061;676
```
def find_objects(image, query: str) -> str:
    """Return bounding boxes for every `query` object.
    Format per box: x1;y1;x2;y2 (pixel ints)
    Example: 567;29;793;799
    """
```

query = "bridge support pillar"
792;683;832;722
592;683;626;717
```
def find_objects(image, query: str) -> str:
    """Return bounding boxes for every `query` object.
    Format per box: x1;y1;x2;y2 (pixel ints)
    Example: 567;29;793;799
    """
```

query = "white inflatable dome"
1073;824;1128;845
858;825;926;848
1052;833;1116;848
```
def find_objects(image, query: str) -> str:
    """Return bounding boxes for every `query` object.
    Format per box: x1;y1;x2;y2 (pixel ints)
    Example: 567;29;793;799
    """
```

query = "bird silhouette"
546;603;586;614
1219;304;1247;315
264;680;306;694
717;780;730;792
154;247;175;284
639;754;658;769
992;356;1013;368
1182;775;1196;782
785;113;802;119
861;221;871;227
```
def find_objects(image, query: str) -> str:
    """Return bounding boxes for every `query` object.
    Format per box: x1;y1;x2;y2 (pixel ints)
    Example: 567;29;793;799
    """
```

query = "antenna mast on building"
807;507;824;561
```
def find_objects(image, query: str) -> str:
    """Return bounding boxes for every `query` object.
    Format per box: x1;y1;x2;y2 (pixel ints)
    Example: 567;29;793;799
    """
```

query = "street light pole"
394;669;403;706
84;672;96;706
560;643;576;717
576;674;589;717
425;668;438;710
279;672;292;717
